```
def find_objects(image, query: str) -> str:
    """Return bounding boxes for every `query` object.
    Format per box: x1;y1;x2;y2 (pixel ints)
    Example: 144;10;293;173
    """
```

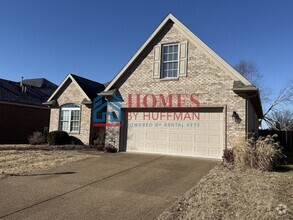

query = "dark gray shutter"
153;45;161;79
179;41;188;77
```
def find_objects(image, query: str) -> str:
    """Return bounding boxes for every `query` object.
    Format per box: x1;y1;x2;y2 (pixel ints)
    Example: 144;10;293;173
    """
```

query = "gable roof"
46;74;105;103
105;13;252;91
0;78;57;107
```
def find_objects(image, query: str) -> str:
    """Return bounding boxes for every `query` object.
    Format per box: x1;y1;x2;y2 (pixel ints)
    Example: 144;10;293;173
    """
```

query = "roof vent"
20;76;27;93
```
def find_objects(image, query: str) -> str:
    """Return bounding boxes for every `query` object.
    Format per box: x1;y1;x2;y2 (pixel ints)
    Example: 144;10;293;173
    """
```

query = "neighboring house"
0;78;57;144
46;14;262;159
44;74;105;144
102;14;262;159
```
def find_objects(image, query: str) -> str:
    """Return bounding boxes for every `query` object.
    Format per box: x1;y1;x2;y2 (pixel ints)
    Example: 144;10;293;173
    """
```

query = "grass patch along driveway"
159;164;293;220
0;150;94;179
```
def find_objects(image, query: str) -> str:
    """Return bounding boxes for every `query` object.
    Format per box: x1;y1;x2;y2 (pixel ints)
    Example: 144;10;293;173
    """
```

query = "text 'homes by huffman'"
45;14;262;159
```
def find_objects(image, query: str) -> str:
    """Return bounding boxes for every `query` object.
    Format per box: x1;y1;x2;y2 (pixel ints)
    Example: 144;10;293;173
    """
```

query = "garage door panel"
158;133;168;141
208;148;221;158
182;134;192;142
210;112;221;119
195;147;206;157
126;110;224;159
182;146;194;155
195;134;205;143
146;132;156;141
135;132;145;140
169;133;180;141
209;135;221;144
169;145;181;154
156;143;168;152
145;143;155;152
127;143;143;152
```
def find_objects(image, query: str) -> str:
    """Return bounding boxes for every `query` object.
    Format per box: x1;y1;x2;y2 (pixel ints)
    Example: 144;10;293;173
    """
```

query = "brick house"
0;78;57;144
44;74;105;144
47;14;262;159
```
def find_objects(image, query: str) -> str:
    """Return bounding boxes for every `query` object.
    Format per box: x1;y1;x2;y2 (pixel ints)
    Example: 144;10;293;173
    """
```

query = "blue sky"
0;0;292;110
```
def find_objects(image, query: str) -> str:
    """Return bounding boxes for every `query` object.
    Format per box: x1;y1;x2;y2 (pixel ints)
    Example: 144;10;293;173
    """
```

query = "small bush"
93;128;105;151
69;136;84;145
96;145;105;151
104;144;117;153
222;148;234;164
47;131;69;145
233;137;253;169
255;135;284;171
28;131;45;145
232;135;285;171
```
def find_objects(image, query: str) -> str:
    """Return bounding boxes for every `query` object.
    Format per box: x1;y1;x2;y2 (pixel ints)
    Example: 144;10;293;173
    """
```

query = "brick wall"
0;103;50;144
49;79;92;145
105;24;246;149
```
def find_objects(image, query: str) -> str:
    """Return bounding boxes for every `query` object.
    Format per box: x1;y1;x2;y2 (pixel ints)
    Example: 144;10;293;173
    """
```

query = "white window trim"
59;105;81;134
160;43;180;79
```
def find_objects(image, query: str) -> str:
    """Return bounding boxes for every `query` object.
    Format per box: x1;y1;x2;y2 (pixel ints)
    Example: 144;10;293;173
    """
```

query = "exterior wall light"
232;111;241;123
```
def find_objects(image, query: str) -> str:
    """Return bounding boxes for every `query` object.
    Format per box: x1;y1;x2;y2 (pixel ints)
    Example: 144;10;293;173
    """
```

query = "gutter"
0;101;50;110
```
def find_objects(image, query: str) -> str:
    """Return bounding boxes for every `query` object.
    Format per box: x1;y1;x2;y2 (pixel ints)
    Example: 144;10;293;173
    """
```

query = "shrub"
104;144;117;153
233;137;253;169
255;135;284;171
47;131;69;145
93;128;105;151
232;135;285;171
222;148;234;164
96;145;105;151
69;136;84;145
28;131;45;145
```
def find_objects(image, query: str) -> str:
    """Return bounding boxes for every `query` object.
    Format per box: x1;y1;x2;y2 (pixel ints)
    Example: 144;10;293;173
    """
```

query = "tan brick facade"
49;79;93;145
105;24;247;149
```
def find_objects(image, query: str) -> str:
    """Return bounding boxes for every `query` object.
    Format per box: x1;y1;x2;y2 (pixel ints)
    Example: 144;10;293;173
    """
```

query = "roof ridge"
70;73;104;86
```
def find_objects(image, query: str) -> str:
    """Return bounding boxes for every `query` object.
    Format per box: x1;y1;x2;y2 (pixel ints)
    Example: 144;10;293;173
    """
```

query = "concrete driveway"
0;153;219;220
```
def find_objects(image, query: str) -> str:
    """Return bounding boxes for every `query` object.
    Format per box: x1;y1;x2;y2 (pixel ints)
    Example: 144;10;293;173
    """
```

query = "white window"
60;104;80;133
161;43;179;78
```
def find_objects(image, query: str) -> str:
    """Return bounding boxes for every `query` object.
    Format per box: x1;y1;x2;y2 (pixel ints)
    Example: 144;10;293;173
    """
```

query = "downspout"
245;97;248;139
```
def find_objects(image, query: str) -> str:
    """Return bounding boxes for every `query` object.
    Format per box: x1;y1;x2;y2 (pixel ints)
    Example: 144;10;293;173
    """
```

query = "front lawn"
0;150;95;179
159;164;293;220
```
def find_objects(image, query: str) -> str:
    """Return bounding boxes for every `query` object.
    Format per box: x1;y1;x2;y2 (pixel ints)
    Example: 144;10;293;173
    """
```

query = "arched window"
60;104;80;133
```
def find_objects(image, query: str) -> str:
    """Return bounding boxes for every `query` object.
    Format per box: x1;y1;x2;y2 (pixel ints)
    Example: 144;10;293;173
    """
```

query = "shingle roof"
22;78;56;89
70;74;105;100
233;81;256;89
0;78;57;106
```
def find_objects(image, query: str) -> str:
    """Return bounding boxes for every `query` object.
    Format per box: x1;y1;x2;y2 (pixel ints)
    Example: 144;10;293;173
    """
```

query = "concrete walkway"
0;153;219;220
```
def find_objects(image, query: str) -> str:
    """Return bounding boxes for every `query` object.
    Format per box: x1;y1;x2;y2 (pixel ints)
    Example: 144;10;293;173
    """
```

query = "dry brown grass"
255;135;284;171
232;135;285;171
159;165;293;220
0;150;95;179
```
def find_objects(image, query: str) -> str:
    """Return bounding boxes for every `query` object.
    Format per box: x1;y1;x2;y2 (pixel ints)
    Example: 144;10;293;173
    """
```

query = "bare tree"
234;60;271;102
235;60;293;130
265;110;293;131
262;80;293;128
